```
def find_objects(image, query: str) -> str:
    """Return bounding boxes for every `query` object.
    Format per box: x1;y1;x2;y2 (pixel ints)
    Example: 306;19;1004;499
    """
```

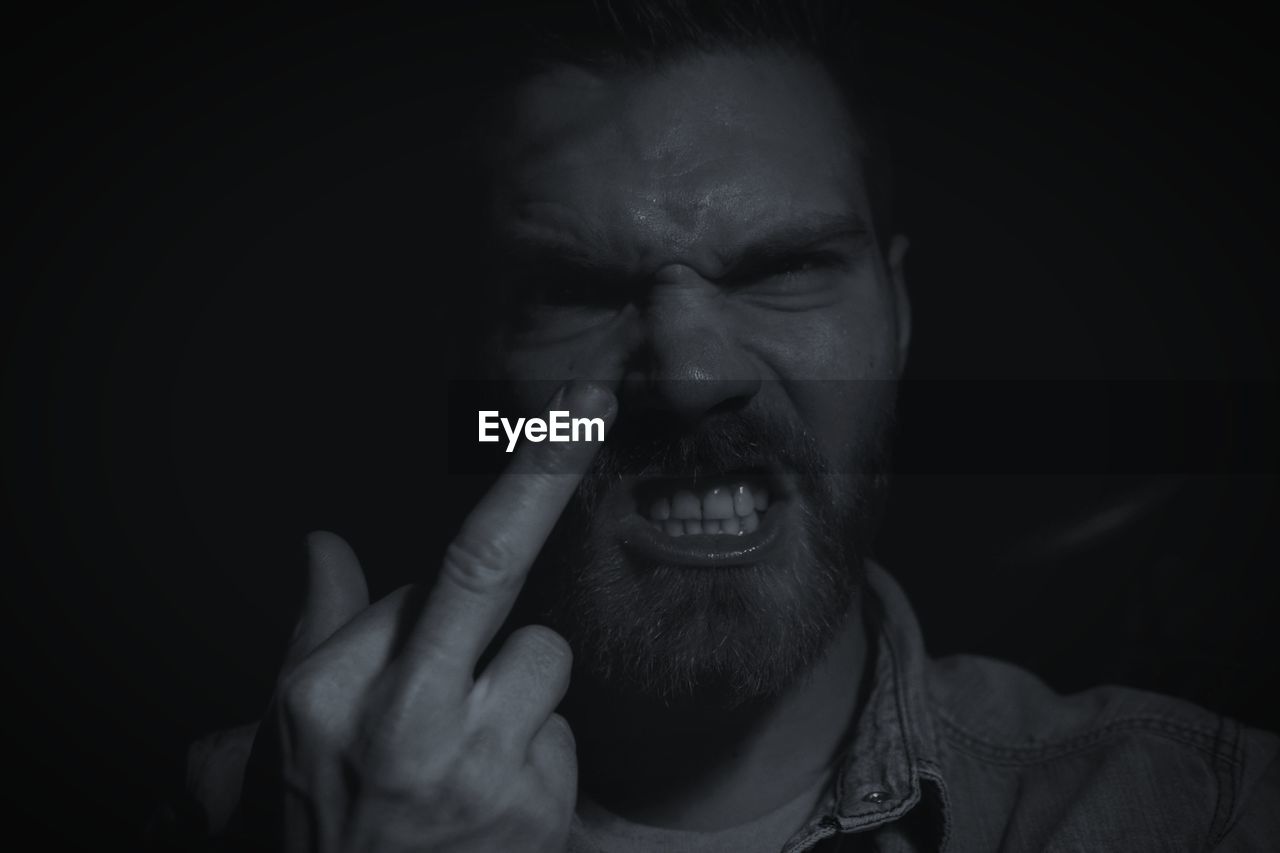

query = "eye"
517;264;630;310
767;252;843;277
501;265;632;343
531;275;593;306
726;251;847;290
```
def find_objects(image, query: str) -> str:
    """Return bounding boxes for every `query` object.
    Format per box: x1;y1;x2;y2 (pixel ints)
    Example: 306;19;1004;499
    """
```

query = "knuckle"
441;535;516;595
276;663;350;742
278;666;329;724
351;725;562;833
421;735;512;819
461;723;511;769
513;625;573;671
456;743;503;797
505;786;564;835
542;713;576;751
352;747;429;802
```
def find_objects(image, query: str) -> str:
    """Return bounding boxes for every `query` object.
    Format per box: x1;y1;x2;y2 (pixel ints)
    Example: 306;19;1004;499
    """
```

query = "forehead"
488;49;869;269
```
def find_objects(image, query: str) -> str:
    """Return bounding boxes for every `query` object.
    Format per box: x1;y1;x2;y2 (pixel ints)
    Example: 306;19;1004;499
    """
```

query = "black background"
2;3;1277;846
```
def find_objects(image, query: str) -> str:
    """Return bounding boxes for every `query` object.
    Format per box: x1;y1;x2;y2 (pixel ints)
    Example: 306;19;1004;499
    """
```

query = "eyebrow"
494;225;616;278
496;212;871;279
720;213;871;278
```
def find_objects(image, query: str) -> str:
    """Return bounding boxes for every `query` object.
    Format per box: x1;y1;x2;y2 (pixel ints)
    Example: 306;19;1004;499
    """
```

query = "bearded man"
160;3;1279;850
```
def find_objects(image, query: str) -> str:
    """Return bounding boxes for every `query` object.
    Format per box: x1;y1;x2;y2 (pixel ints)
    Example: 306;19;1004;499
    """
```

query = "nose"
622;266;761;422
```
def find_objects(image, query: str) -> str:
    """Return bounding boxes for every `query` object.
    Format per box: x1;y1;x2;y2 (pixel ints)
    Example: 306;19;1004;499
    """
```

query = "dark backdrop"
2;3;1277;846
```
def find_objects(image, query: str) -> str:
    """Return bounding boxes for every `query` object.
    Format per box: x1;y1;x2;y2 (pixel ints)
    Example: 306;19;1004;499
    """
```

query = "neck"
565;605;870;831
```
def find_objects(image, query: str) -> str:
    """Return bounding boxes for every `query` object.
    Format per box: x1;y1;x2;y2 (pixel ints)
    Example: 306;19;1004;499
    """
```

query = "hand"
242;381;616;852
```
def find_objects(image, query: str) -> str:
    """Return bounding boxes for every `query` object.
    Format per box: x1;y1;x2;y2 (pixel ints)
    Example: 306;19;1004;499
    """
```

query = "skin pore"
483;48;911;830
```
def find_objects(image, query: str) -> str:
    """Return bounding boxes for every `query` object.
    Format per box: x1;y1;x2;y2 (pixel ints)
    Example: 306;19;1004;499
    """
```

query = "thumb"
282;530;370;671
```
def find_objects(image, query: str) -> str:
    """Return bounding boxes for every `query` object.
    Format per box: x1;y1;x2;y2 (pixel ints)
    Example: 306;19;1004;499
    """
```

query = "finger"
265;585;420;785
185;721;259;835
284;584;420;705
282;530;371;672
473;625;573;746
407;380;617;676
528;713;578;804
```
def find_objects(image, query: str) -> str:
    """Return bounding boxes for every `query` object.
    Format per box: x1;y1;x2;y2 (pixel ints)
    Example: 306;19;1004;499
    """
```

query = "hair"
450;0;893;239
427;0;895;374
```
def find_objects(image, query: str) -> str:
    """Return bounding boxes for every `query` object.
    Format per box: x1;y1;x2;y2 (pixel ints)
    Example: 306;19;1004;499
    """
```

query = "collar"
788;563;950;851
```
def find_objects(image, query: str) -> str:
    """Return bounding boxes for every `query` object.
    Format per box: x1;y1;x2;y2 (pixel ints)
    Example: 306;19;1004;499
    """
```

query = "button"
863;790;889;804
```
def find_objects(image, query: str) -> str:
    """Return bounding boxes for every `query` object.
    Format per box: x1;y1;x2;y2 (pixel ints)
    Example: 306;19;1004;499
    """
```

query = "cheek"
751;288;898;465
829;282;902;380
747;290;899;382
789;380;896;475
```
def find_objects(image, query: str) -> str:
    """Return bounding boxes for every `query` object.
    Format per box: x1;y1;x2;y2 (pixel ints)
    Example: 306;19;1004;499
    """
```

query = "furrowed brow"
494;212;871;280
722;214;872;275
492;229;632;299
494;213;623;269
498;231;601;268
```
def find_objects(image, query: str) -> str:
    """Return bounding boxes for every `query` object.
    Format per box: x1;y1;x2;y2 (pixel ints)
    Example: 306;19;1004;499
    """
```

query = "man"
163;2;1278;850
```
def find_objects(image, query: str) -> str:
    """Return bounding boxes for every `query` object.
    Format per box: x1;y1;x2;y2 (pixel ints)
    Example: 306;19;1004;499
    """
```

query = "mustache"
575;405;831;509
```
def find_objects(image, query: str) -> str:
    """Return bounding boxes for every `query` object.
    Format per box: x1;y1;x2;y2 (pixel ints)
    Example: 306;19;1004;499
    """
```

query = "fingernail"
563;380;617;421
545;382;569;411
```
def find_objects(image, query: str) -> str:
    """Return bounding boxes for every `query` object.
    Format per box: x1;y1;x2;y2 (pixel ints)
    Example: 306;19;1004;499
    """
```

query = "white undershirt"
570;769;833;853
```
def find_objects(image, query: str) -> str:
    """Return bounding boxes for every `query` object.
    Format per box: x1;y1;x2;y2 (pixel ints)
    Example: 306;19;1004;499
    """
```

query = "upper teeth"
645;482;769;537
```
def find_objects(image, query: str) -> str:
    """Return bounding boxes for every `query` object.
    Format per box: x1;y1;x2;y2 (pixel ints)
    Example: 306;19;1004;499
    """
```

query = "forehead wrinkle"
503;156;859;277
502;148;726;271
503;147;690;249
490;49;871;275
501;200;613;262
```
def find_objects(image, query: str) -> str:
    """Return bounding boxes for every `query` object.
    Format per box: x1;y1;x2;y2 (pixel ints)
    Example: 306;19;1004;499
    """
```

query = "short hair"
417;1;895;372
447;0;894;245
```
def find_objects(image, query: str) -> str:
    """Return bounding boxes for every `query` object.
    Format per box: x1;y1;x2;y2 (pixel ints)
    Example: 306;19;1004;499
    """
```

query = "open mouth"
618;470;790;566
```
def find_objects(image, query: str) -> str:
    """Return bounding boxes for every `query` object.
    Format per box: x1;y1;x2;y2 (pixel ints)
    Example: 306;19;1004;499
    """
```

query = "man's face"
482;48;909;704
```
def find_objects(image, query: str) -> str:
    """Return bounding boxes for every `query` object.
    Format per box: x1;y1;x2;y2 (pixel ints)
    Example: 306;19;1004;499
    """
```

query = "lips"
617;472;789;567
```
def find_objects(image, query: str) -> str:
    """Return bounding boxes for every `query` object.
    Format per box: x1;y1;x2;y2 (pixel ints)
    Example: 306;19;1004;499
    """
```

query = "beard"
518;396;895;709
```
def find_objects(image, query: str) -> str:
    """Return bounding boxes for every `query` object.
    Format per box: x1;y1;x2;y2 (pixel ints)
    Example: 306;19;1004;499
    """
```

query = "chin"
532;492;863;707
518;404;893;706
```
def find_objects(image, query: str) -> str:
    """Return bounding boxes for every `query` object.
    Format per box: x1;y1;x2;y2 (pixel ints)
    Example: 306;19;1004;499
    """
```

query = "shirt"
572;766;831;853
164;565;1280;851
564;564;1275;852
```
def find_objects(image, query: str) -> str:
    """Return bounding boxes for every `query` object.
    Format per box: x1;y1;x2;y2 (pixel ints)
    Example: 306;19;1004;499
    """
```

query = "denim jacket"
673;564;1279;853
168;565;1278;852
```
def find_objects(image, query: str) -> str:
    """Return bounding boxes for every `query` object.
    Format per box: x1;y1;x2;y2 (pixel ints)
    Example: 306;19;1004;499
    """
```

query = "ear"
887;233;912;375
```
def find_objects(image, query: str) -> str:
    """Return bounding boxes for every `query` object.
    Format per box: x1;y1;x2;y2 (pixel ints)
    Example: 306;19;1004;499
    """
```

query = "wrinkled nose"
622;266;761;423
